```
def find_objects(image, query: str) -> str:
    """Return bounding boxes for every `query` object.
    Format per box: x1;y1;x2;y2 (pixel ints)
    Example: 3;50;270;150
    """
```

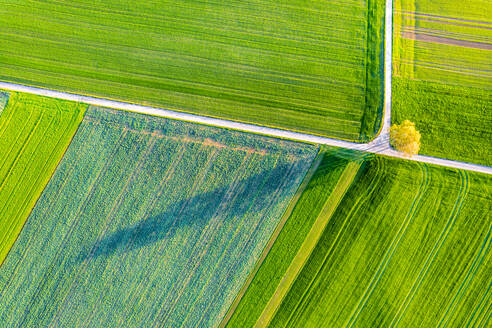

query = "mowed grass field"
0;91;85;265
267;156;491;327
393;0;492;165
226;148;364;328
0;106;317;327
0;0;384;140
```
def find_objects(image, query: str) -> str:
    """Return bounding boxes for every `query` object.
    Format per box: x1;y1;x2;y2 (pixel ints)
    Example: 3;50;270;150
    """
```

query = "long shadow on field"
76;162;297;262
76;148;371;263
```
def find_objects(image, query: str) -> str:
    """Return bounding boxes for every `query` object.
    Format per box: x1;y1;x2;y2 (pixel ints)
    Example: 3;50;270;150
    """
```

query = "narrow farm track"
0;0;490;176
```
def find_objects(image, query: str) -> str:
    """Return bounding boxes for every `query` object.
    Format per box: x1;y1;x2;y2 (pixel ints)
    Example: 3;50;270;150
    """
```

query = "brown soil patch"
402;11;492;26
402;31;492;50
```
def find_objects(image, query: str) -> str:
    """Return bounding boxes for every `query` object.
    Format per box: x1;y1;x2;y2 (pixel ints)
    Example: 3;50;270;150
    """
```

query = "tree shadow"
76;161;296;263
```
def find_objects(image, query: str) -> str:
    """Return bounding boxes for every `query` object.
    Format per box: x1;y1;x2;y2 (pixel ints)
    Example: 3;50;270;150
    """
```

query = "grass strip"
225;148;366;328
254;160;361;327
269;157;492;327
0;91;86;266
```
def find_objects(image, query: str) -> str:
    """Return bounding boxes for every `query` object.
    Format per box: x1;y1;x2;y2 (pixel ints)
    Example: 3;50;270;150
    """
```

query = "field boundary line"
254;160;361;328
47;134;158;327
284;157;386;327
0;115;91;293
14;127;130;327
0;83;491;174
217;149;323;328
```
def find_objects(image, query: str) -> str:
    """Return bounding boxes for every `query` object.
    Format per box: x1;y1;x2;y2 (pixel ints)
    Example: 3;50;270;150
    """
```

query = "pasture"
0;91;85;265
268;156;491;327
0;107;317;327
0;0;384;140
392;0;492;165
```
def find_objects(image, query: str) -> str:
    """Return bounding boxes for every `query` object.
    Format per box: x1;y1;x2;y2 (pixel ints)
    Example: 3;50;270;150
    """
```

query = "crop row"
0;106;317;327
0;0;384;140
263;156;491;327
392;0;492;165
0;91;85;265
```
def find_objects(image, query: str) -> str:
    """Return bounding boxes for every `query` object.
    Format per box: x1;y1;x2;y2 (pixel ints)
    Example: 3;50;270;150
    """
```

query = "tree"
390;120;421;156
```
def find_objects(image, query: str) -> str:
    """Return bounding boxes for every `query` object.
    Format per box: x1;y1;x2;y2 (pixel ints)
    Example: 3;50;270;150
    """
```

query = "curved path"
0;1;491;175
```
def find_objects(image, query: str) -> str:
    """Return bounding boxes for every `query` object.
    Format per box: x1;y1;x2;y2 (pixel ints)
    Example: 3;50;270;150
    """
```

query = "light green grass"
226;149;364;328
0;0;384;140
0;91;86;265
0;106;317;327
393;0;492;165
392;78;492;166
269;156;491;327
255;160;361;327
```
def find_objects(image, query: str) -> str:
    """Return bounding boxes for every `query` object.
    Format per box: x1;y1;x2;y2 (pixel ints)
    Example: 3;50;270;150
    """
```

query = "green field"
0;91;85;265
266;156;491;327
0;92;7;116
393;78;492;166
225;148;363;328
0;106;317;327
393;0;492;165
0;0;384;141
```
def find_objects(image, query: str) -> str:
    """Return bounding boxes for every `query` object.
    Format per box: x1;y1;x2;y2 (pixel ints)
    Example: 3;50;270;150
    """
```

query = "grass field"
268;156;491;327
0;91;85;265
0;106;317;327
393;0;492;165
393;78;492;166
0;0;384;140
225;148;363;328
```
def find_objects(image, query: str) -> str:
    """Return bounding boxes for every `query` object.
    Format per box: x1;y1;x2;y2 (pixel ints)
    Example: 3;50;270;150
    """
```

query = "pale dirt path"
0;2;491;175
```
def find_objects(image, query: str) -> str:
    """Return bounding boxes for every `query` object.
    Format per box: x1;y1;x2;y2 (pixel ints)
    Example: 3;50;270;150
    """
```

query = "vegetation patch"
0;91;86;265
0;106;317;327
0;0;384;140
393;78;492;166
269;156;491;327
225;148;363;328
0;92;8;117
393;0;492;164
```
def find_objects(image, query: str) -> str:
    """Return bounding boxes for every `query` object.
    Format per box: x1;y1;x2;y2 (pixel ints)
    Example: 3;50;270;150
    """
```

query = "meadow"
225;148;363;328
393;0;492;165
268;156;491;327
0;91;85;265
0;106;317;327
0;0;384;140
